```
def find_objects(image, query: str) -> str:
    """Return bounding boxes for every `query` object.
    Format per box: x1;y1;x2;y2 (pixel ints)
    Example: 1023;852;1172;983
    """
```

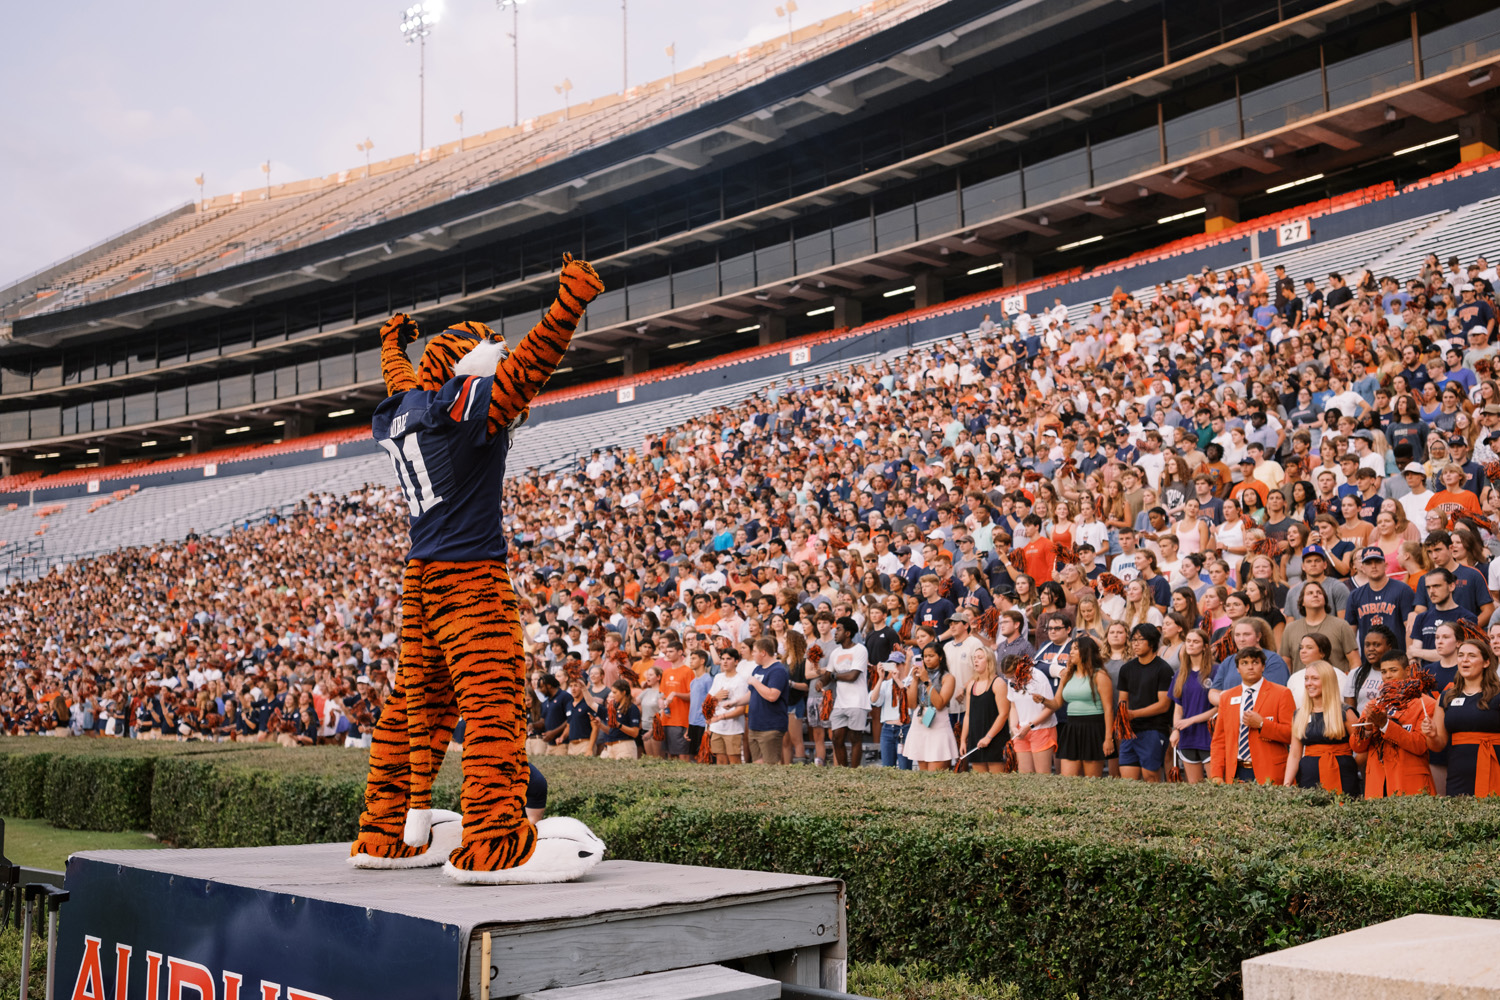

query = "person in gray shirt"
1282;545;1350;619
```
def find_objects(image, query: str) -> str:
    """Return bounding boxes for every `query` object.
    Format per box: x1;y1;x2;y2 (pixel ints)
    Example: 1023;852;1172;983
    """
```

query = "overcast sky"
1;0;867;287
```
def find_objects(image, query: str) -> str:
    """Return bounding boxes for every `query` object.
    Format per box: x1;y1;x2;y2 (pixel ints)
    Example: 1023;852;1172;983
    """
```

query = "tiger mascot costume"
349;254;607;884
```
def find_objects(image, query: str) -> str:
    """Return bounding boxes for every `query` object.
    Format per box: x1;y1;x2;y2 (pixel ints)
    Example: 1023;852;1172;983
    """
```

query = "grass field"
2;817;162;872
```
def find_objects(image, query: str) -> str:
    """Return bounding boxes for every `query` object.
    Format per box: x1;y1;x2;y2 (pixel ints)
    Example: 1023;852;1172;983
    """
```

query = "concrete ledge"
1243;913;1500;999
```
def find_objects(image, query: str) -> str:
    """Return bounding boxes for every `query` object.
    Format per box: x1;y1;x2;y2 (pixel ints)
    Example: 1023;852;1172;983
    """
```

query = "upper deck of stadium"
0;0;950;326
0;0;936;325
2;0;1499;471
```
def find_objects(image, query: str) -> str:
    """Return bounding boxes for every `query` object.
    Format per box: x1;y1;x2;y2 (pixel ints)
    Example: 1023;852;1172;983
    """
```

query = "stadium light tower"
776;1;798;46
400;1;442;150
496;0;526;128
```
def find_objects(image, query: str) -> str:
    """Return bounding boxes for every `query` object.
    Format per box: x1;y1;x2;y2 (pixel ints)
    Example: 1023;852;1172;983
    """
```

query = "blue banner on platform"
59;856;466;1000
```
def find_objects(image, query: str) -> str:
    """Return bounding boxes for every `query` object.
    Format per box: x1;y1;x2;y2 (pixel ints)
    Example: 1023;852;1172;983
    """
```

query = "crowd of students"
6;246;1500;798
0;489;403;746
513;249;1500;796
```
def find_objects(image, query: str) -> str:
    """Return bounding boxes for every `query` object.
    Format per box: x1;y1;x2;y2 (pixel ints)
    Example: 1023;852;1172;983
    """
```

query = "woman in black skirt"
1423;637;1500;797
960;645;1010;773
1036;636;1115;777
1283;659;1360;794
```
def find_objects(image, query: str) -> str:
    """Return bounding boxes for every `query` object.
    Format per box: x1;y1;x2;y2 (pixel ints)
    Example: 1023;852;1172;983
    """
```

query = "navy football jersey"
373;373;511;561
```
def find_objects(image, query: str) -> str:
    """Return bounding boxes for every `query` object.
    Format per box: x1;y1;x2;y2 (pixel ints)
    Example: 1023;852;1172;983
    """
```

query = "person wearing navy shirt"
893;546;924;595
1400;345;1431;395
561;677;596;754
590;681;642;758
1345;547;1417;651
1033;614;1072;725
1408;568;1479;667
746;638;791;764
538;674;574;753
1076;436;1106;476
1414;532;1495;624
915;575;956;634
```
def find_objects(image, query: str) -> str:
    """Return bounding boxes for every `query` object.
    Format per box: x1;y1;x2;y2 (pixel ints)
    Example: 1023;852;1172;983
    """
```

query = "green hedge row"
0;739;265;832
4;738;1500;999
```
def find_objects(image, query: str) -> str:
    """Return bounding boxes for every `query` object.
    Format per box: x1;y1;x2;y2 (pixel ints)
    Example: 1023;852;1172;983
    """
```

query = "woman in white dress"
903;643;958;770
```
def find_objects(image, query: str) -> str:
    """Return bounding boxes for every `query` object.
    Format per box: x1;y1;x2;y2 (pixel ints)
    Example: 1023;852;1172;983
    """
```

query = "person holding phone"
903;643;958;771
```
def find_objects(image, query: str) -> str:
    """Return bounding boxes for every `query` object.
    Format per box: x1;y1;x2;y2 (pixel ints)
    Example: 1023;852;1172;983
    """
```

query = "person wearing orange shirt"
1001;513;1056;584
692;592;723;633
1227;464;1269;508
1208;647;1295;785
1351;657;1437;797
1426;463;1483;520
657;640;697;762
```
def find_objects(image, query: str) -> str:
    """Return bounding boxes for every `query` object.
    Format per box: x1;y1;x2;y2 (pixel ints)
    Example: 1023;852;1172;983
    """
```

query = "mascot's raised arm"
350;254;608;884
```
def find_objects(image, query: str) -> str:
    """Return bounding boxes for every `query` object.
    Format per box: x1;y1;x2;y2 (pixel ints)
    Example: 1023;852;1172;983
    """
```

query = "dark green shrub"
0;749;53;819
43;753;155;831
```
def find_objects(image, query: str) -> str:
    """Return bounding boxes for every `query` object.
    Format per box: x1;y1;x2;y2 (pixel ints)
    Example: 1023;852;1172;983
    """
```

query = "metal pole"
420;34;427;149
19;897;32;1000
622;0;628;92
45;904;59;1000
513;6;520;127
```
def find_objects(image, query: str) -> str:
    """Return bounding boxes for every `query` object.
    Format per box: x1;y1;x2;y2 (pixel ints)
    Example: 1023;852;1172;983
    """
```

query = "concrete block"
1242;913;1500;999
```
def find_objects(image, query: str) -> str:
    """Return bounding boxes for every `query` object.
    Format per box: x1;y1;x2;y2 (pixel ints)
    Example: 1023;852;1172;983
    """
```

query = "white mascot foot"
443;816;606;885
349;809;463;870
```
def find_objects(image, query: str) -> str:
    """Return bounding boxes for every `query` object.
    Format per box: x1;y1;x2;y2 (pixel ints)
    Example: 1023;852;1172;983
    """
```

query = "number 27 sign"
1276;218;1310;247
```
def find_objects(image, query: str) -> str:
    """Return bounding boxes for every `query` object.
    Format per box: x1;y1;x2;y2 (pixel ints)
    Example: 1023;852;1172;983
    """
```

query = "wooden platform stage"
58;843;846;1000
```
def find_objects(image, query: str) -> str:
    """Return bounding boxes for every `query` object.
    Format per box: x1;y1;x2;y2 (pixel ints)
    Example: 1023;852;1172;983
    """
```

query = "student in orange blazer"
1209;648;1295;785
1350;658;1436;798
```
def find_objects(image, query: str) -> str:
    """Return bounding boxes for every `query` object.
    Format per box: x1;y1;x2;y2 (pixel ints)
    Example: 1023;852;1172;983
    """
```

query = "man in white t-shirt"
1398;463;1435;537
943;610;988;722
824;616;872;768
706;649;752;764
1322;375;1368;418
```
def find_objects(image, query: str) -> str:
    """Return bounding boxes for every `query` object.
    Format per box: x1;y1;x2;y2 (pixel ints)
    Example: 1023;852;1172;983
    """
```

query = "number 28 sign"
1276;218;1310;247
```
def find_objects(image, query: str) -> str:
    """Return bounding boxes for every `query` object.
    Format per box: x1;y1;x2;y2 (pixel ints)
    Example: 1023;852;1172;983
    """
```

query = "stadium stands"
0;449;395;581
11;102;1500;804
7;151;1500;585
